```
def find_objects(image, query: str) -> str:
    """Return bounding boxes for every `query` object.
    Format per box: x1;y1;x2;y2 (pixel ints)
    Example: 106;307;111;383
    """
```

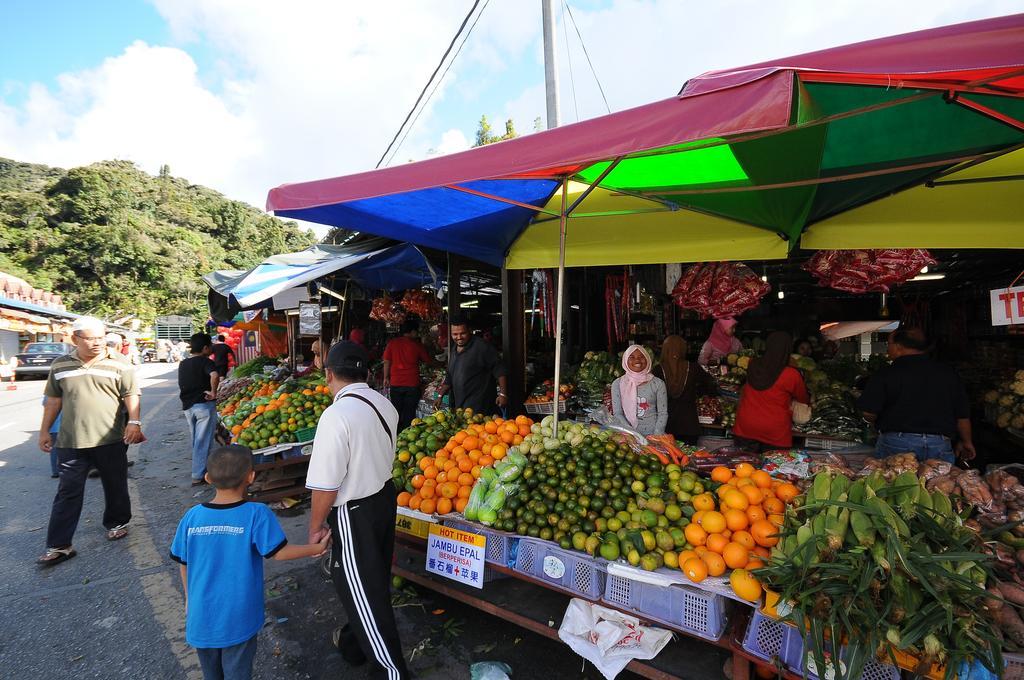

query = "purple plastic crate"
743;610;796;662
513;538;605;600
1007;653;1024;680
440;518;516;568
780;625;900;680
603;574;728;641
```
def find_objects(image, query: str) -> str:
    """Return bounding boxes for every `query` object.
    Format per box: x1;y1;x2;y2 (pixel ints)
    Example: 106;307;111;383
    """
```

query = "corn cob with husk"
754;469;1004;680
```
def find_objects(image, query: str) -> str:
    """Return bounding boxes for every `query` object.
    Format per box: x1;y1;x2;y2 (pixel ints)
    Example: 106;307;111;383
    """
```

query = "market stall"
261;15;1024;679
203;240;446;502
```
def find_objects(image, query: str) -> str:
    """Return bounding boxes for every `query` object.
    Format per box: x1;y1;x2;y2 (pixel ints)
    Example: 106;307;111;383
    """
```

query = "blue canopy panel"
230;250;379;308
274;179;560;267
346;244;443;292
211;244;441;309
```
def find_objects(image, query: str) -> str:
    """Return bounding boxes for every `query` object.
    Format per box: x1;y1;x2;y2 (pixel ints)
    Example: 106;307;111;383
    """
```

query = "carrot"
647;434;691;467
643;445;670;465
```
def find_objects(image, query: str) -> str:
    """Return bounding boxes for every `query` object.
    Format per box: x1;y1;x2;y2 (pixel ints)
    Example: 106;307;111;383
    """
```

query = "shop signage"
990;286;1024;326
298;302;321;336
425;523;486;589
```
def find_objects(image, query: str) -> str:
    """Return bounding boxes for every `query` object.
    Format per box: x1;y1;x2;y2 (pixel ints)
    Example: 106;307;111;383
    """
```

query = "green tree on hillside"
0;158;316;325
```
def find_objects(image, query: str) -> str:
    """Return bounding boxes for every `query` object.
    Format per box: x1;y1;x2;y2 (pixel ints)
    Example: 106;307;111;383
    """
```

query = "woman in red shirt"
733;331;809;452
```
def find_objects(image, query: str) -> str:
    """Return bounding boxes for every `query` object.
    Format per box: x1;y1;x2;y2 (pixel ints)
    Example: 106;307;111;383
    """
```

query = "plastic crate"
524;400;567;415
296;426;316;442
440;517;517;568
513;538;605;600
781;628;899;680
603;574;728;642
802;437;862;451
743;610;795;662
1004;652;1024;680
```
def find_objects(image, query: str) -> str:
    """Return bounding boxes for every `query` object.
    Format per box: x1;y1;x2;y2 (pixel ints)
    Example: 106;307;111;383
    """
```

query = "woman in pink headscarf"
610;345;667;436
698;318;742;367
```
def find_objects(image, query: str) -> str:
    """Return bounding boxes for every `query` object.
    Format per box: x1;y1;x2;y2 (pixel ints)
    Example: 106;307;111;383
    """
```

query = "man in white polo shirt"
306;341;410;680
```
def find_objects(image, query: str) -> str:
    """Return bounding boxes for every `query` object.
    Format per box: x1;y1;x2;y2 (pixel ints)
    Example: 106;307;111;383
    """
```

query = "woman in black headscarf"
733;331;809;452
653;335;719;444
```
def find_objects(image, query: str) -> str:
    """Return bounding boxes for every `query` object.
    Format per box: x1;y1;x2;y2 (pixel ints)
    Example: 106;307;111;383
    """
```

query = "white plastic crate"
603;574;728;642
513;538;605;600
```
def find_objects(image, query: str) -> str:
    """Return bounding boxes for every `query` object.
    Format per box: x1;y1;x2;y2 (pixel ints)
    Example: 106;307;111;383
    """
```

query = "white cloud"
0;0;1018;220
0;41;259;198
432;128;471;156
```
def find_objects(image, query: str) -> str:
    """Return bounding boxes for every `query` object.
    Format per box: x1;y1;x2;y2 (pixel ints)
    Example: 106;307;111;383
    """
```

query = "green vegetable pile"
760;471;1003;680
231;356;277;378
574;351;623;412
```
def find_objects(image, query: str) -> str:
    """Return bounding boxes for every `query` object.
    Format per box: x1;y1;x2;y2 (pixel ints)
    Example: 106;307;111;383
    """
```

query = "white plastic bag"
557;598;673;680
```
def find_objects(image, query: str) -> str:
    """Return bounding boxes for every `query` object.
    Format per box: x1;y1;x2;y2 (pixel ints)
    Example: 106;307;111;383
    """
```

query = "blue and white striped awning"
203;242;440;309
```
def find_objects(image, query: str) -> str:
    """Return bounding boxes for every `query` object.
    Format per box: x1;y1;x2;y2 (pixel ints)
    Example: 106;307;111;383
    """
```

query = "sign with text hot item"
426;524;486;589
991;286;1024;326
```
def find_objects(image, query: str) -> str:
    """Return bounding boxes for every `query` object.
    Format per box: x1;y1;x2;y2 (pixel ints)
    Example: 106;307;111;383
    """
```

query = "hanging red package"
803;249;936;293
672;262;770;318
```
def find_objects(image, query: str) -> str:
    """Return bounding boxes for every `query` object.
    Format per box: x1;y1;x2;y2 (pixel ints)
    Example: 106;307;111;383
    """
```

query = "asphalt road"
0;363;691;680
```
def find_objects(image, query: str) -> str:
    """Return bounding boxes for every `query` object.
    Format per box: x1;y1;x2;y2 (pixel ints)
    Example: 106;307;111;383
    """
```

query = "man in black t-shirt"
179;333;220;486
210;334;235;377
858;328;975;463
434;315;507;416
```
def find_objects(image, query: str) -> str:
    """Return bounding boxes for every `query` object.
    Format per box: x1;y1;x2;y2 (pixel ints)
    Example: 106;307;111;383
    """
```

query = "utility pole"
541;0;560;129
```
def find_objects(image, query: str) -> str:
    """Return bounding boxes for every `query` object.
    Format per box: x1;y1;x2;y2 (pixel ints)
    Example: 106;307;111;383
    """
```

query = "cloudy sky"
0;0;1019;226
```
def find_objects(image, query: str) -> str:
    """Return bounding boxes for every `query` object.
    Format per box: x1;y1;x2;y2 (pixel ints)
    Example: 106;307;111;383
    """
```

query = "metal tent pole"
541;0;560;129
552;177;568;437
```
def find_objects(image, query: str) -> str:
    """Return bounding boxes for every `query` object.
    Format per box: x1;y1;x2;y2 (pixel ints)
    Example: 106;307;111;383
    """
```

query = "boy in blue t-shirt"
171;445;329;680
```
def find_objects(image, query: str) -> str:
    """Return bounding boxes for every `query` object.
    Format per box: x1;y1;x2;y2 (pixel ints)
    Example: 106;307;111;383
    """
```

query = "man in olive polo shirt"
37;316;146;567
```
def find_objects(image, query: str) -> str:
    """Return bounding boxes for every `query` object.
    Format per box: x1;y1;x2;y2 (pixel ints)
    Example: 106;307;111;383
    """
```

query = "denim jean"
49;450;59;476
876;431;954;463
195;635;257;680
185;401;218;481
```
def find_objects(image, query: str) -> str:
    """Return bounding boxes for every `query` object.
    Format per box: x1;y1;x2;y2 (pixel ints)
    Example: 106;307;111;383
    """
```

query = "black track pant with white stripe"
329;480;410;680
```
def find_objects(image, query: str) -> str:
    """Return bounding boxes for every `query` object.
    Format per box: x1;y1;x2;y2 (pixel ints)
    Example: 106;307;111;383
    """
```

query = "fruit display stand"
246;442;314;503
393;522;764;680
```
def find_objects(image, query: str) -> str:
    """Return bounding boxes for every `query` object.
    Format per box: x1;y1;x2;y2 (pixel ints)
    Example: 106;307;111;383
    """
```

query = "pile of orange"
679;463;800;588
397;415;533;515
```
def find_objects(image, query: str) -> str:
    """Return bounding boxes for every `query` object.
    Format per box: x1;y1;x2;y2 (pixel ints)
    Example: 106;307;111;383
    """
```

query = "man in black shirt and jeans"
179;333;221;486
858;328;975;463
434;315;507;416
210;334;236;378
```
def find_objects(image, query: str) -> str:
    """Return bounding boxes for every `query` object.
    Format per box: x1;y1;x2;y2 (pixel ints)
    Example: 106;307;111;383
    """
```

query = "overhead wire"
385;0;491;166
561;0;580;122
376;0;483;168
564;1;611;114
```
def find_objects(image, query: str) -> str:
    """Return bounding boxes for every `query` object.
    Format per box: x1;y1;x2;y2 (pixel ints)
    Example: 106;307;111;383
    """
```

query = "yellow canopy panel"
802;149;1024;250
505;182;789;269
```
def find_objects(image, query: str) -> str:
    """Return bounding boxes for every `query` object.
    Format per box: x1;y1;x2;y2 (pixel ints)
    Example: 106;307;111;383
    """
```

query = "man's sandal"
37;547;77;567
106;524;129;541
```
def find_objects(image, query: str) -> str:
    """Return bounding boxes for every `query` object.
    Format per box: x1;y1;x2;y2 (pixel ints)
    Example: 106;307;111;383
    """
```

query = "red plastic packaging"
672;262;771;318
803;249;935;293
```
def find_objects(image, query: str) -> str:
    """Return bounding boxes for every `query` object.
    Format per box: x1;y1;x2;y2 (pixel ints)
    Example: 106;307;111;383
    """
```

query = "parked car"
14;342;74;379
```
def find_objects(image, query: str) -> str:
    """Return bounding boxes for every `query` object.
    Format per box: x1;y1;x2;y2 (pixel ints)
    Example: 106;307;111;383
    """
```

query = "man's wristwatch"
127;420;142;426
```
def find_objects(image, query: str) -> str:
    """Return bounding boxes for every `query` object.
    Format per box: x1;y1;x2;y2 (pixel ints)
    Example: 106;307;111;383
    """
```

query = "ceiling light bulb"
761;275;768;282
778;290;785;300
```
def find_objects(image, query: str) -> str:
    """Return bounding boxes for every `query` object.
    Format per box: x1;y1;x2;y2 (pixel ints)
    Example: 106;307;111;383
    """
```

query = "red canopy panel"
266;71;793;211
683;13;1024;97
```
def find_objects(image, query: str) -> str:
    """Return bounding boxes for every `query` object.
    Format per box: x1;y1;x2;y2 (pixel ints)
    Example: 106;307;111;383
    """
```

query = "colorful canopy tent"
266;14;1024;429
203;242;441;322
269;14;1024;269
